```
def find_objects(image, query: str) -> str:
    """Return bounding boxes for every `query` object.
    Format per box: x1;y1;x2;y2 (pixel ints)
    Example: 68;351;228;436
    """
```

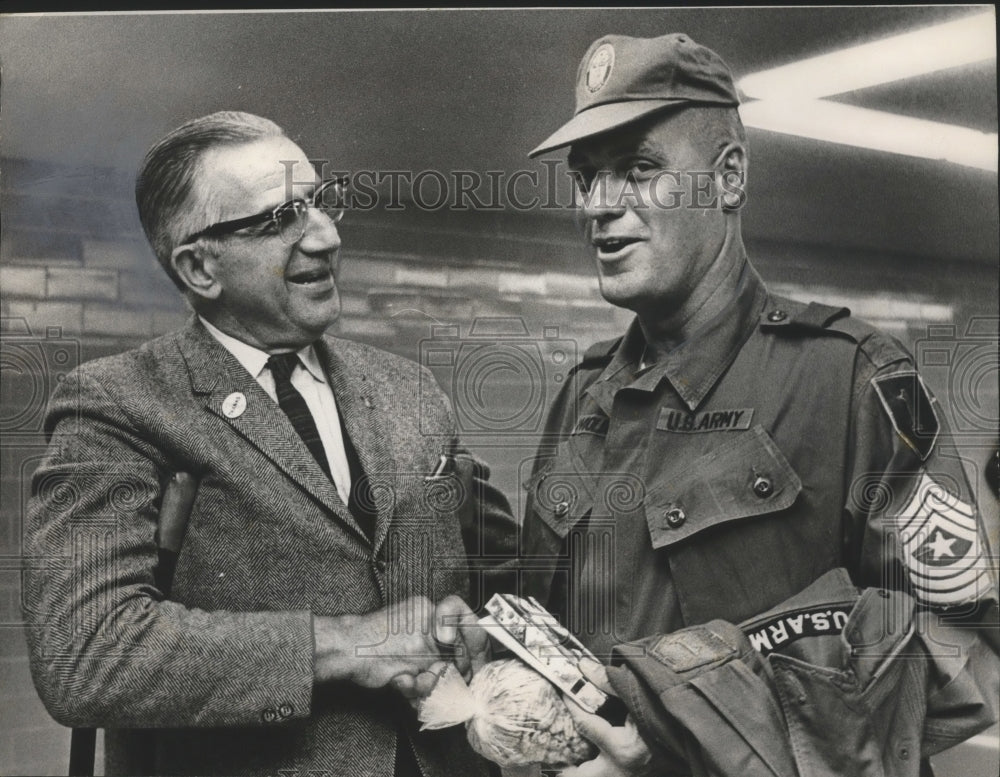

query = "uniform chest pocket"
525;461;597;539
644;425;801;550
526;447;648;540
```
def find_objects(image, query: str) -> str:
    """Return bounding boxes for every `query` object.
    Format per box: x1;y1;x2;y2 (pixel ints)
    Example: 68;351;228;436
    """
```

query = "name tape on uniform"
657;408;754;433
572;414;610;437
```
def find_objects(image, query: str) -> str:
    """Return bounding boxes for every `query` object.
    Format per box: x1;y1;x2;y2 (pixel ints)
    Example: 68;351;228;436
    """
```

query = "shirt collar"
586;258;768;413
198;316;326;383
295;343;328;383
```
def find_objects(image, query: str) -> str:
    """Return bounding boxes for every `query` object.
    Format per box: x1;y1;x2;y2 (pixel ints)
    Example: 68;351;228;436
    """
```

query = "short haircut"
135;111;285;289
685;105;747;161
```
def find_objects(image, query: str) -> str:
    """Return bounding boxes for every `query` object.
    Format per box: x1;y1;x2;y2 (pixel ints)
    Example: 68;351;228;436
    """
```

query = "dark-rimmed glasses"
183;176;349;245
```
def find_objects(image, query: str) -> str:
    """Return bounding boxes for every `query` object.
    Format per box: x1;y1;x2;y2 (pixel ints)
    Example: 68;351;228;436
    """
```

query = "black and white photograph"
1;6;997;777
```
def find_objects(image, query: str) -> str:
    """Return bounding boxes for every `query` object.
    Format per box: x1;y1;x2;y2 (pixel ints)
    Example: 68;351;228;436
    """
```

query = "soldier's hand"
558;702;654;777
558;660;655;777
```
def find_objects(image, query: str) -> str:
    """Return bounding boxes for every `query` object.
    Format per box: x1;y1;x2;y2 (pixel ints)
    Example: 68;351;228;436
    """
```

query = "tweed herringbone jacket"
23;317;515;776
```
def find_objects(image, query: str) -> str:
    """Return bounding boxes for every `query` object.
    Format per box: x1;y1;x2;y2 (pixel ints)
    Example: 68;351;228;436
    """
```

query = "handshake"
312;594;654;775
312;594;488;695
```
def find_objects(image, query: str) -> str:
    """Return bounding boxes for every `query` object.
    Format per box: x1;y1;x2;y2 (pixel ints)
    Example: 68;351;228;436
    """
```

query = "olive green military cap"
529;33;740;157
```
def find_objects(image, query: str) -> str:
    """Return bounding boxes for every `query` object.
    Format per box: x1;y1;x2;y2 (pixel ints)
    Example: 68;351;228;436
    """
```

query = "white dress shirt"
199;317;352;503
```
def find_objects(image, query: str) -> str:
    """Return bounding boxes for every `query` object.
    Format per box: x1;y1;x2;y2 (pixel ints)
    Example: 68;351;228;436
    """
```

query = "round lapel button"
222;391;247;418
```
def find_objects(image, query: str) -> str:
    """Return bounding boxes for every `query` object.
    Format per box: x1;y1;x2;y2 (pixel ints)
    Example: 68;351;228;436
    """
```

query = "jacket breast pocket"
644;425;802;550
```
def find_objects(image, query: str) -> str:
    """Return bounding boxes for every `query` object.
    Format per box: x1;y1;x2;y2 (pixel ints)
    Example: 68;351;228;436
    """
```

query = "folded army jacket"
605;568;998;777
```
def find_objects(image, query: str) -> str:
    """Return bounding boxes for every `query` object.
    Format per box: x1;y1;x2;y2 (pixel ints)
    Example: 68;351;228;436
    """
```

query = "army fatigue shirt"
518;261;997;664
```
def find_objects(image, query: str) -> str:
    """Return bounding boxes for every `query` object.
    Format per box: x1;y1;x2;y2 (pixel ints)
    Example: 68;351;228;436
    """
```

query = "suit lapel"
176;320;370;545
316;337;397;554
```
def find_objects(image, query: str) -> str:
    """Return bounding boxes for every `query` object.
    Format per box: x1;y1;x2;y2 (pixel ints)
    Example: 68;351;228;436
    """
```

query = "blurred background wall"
1;8;997;775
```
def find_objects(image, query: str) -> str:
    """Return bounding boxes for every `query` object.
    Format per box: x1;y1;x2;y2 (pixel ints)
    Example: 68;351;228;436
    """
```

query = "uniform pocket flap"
645;425;802;550
523;445;598;539
529;471;598;539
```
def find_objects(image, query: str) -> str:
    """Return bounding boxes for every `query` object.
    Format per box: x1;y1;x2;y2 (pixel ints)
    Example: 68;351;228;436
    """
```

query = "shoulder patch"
872;371;939;460
649;626;738;672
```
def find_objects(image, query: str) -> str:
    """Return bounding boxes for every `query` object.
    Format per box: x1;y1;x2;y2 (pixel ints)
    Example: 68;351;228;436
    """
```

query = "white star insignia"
926;530;957;561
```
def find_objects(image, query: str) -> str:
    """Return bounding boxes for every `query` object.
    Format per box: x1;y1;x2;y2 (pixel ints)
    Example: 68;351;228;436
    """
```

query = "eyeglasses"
183;176;349;245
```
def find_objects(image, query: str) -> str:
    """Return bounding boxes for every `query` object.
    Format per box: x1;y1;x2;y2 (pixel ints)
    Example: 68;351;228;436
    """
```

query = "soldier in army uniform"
521;33;998;776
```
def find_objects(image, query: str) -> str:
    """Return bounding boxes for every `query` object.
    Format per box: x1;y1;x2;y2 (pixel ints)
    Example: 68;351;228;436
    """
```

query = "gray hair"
135;111;285;289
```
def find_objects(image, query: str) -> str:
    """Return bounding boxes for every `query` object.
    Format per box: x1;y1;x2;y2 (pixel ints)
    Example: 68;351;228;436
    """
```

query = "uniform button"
752;476;774;498
767;310;787;323
664;507;686;528
553;501;570;517
877;589;890;598
278;703;294;718
262;708;277;723
898;747;910;760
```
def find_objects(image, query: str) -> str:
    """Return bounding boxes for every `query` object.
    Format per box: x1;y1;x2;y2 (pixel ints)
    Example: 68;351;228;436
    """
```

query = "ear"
715;143;748;211
170;242;222;301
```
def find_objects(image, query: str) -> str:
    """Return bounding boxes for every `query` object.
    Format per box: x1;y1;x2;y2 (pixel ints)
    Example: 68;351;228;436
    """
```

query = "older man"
520;34;998;776
23;111;515;777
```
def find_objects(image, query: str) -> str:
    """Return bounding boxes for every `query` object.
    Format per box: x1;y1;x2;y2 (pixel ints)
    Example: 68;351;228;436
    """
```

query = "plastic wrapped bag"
418;659;596;767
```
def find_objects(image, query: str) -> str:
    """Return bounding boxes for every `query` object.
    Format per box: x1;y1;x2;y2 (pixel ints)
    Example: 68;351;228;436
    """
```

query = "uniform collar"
587;259;768;413
198;315;326;384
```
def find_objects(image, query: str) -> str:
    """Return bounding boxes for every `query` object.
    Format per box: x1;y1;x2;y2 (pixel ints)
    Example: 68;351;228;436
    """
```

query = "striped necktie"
266;352;332;480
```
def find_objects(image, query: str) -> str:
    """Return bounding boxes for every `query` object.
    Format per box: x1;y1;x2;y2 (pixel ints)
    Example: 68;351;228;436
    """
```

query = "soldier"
521;33;998;776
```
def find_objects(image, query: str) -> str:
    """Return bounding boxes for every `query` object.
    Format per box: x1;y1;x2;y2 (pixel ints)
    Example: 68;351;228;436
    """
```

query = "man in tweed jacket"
23;111;516;776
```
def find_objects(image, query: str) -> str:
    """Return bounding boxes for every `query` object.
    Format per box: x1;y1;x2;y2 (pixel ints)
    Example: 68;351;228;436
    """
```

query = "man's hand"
313;595;487;691
390;596;490;704
434;593;490;679
558;661;655;777
390;660;450;704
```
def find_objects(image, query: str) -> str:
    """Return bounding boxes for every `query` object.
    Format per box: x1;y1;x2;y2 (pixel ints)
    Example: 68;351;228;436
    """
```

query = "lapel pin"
425;453;452;481
222;391;247;419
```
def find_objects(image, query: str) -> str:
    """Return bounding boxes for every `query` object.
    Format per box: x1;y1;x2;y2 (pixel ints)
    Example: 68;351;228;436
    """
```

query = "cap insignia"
585;44;615;93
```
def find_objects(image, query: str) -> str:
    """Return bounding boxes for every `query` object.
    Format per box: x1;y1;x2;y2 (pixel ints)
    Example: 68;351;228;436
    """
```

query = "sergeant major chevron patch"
892;473;987;607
